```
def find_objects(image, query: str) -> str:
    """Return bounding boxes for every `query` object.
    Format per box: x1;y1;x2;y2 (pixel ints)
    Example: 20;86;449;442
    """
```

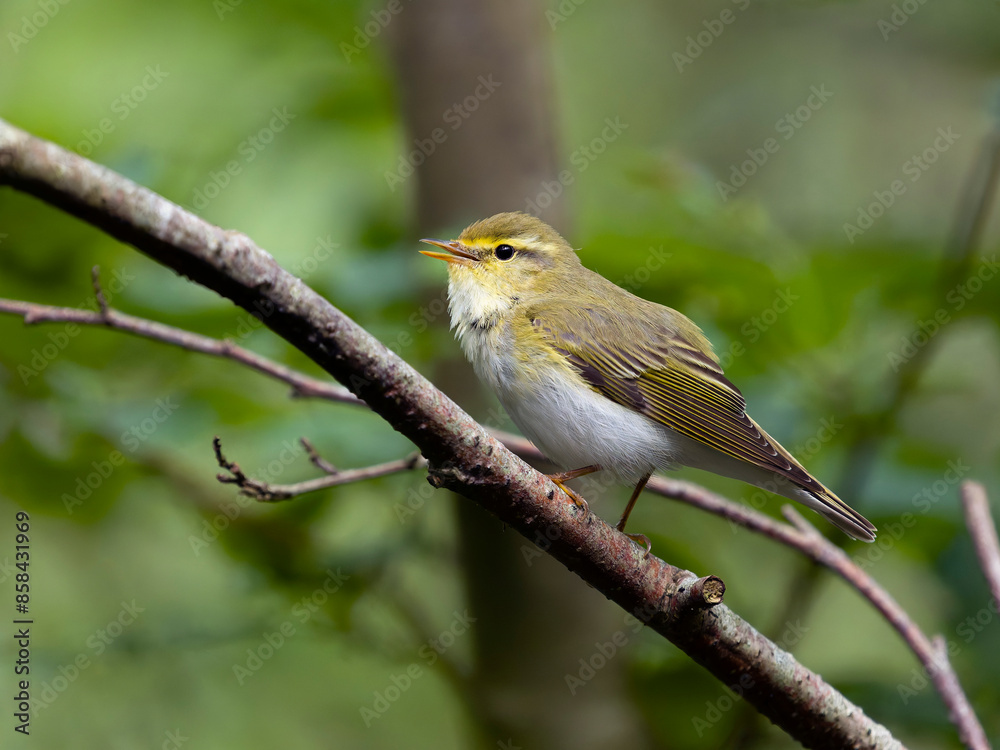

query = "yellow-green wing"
531;304;820;490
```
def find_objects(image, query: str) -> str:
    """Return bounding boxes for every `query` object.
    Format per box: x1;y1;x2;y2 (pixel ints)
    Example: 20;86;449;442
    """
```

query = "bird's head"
419;212;580;303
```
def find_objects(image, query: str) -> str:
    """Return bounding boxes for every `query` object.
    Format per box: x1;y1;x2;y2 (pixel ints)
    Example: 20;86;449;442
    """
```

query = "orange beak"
419;238;478;266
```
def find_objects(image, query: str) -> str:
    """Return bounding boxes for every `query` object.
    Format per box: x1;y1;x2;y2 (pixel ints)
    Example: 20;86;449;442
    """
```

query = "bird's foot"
619;529;651;558
549;475;590;516
547;465;600;517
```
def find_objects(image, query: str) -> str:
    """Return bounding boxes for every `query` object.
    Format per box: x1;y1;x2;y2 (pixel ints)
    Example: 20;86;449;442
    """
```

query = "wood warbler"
420;212;876;543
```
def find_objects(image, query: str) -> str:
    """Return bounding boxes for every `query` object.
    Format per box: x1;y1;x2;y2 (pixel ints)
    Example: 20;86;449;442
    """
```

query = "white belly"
496;368;682;482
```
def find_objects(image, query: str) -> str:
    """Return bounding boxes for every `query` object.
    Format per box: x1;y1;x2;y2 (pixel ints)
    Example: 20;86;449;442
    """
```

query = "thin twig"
213;436;425;501
725;97;1000;748
962;480;1000;608
0;296;361;406
301;437;339;475
91;265;110;317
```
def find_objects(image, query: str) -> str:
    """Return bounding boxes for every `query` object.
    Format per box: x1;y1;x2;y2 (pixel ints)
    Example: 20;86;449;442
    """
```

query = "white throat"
445;270;520;389
447;271;514;337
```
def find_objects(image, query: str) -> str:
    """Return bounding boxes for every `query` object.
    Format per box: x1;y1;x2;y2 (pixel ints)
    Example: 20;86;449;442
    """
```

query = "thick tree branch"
0;116;908;749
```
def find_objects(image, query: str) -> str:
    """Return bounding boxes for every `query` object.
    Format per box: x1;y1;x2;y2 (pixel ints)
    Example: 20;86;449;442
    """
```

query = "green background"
1;0;999;748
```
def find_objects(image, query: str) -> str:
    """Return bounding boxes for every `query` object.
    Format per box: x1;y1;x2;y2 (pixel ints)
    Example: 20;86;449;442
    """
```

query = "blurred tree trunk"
387;2;651;748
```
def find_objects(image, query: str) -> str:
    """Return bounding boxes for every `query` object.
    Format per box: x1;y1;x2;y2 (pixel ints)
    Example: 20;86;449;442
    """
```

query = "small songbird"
420;212;876;544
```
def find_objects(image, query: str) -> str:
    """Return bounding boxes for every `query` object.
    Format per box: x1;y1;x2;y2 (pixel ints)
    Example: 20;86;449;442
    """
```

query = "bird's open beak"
419;239;478;266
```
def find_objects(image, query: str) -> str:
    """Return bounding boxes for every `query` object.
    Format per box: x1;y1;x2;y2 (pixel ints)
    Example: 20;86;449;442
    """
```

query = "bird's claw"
624;531;651;558
549;476;590;517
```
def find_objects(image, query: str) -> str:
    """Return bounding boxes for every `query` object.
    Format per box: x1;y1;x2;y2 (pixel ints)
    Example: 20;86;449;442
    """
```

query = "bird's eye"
495;244;516;261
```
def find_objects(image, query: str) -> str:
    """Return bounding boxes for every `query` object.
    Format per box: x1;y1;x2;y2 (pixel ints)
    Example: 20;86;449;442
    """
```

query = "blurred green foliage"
2;0;999;748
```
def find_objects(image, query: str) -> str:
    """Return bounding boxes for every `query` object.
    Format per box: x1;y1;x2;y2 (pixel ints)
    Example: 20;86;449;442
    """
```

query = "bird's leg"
547;464;600;514
615;471;652;531
616;471;653;557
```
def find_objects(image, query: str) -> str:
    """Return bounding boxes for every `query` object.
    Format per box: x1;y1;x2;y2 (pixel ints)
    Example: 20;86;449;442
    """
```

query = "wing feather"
533;304;820;491
526;287;875;541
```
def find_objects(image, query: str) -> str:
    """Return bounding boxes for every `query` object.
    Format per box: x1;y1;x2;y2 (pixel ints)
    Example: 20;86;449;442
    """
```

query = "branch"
0;292;361;406
213;436;425;501
780;507;989;750
0;117;904;749
962;481;1000;608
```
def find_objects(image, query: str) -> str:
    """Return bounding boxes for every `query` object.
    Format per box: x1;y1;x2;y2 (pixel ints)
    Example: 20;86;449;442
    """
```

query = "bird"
419;211;876;545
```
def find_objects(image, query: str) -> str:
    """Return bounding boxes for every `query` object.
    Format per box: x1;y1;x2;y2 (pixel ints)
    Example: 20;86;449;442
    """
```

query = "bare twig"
962;481;1000;608
213;436;425;501
0;295;361;406
301;437;339;475
91;265;110;317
